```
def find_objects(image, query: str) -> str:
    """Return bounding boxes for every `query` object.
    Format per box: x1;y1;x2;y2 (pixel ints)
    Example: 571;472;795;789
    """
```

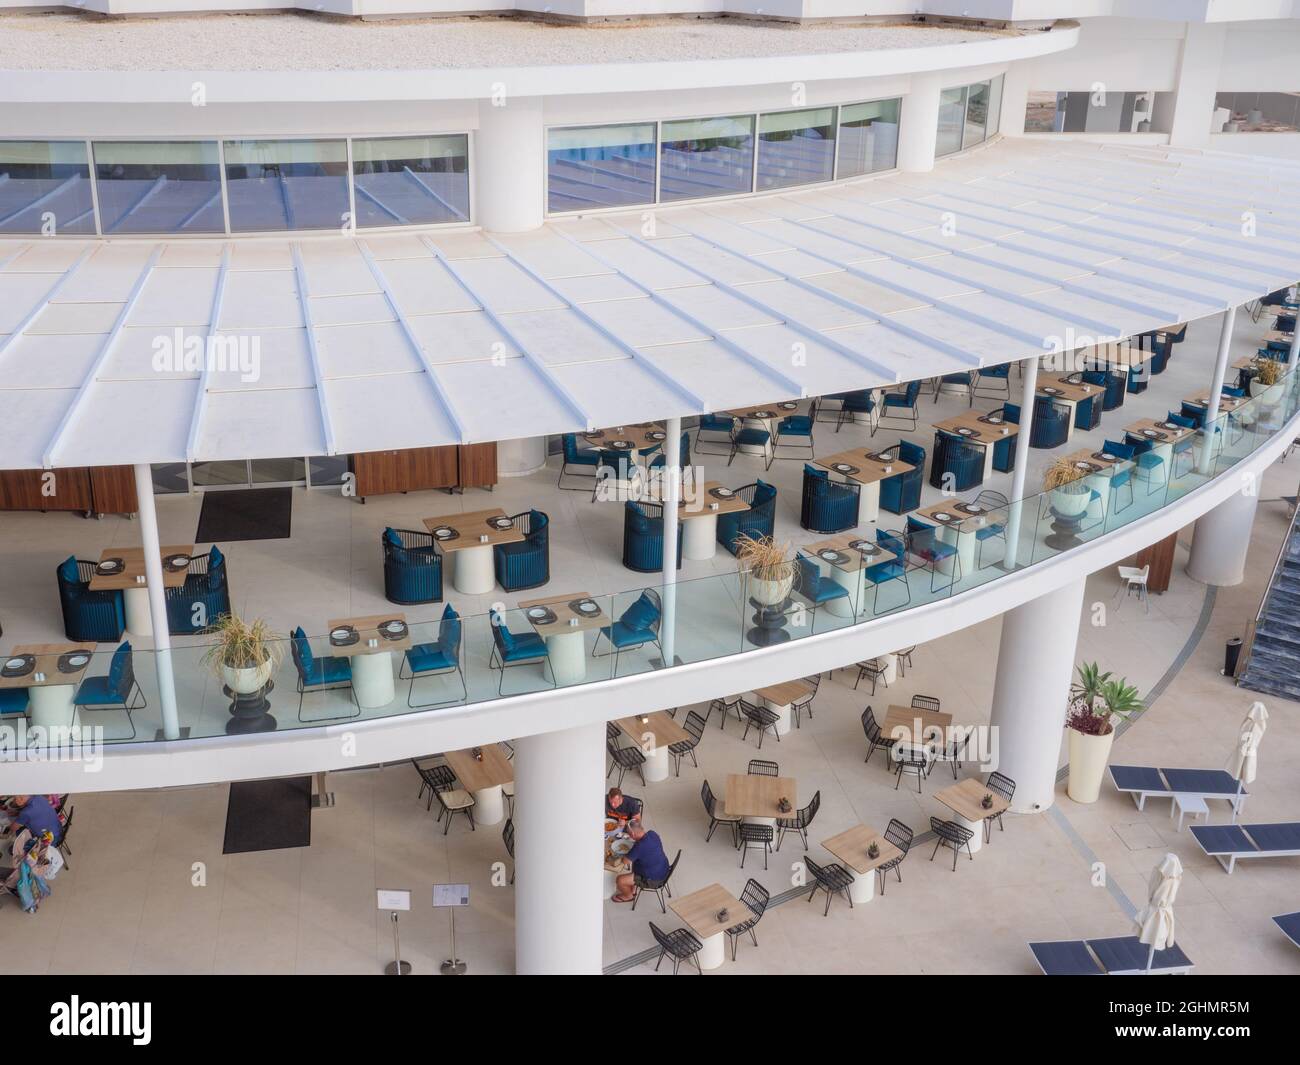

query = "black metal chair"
806;856;856;915
701;780;740;846
55;804;73;869
607;738;647;788
707;694;743;731
649;921;703;975
434;784;476;835
986;771;1016;841
747;759;779;777
739;699;780;749
911;694;941;712
790;674;819;728
930;816;974;870
894;748;929;793
725;879;770;961
927;726;972;780
502;818;515;884
668;710;706;776
413;759;456;810
853;658;889;694
895;647;915;676
632;849;681;913
776;790;820;852
738;823;773;869
861;706;896;766
876;819;912;896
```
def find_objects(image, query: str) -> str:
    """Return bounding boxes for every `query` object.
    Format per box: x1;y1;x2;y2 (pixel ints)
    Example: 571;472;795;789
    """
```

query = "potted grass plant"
1249;355;1284;404
1065;662;1144;803
202;613;283;696
1044;457;1092;519
734;533;795;607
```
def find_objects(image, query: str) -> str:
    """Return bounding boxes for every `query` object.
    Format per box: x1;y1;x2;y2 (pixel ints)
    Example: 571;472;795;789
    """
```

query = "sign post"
377;889;412;975
433;883;470;975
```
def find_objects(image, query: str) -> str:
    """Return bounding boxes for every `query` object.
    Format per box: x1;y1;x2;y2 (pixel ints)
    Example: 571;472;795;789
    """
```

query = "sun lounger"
1189;822;1300;874
1274;912;1300;949
1109;765;1246;815
1030;936;1194;975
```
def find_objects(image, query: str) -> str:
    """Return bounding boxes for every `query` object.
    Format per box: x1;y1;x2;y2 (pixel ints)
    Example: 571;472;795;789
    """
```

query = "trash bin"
1224;637;1243;677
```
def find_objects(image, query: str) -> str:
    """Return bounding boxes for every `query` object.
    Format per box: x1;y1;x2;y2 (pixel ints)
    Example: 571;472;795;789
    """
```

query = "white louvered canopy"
1;139;1298;471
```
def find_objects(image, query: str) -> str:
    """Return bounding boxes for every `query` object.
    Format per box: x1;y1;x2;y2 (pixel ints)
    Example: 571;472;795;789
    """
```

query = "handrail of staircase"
1255;500;1300;629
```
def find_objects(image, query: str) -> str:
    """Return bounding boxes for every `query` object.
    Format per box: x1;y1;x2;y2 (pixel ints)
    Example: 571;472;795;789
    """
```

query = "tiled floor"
0;308;1283;741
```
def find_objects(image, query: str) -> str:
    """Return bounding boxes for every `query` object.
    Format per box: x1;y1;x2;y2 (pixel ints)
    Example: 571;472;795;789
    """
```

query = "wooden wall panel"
0;468;92;512
458;443;498;489
1131;530;1179;594
89;465;138;515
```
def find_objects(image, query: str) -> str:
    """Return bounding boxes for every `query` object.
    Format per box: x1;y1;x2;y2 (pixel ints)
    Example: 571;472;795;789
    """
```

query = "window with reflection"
963;81;991;149
224;138;349;232
353;135;469;227
936;87;968;158
757;107;836;190
93;141;224;234
837;98;901;178
659;114;755;202
547;124;656;212
0;141;96;235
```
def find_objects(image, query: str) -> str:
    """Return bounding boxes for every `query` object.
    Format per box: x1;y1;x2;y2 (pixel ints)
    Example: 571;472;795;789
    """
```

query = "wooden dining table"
934;777;1010;853
669;883;757;970
820;824;903;902
326;612;410;709
813;445;916;525
423;508;524;594
518;592;607;686
0;641;97;731
881;704;953;750
615;711;690;782
442;745;514;826
750;679;815;735
88;544;193;637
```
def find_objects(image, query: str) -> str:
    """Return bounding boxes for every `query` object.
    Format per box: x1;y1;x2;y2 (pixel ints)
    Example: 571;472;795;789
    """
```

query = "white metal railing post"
1002;356;1039;569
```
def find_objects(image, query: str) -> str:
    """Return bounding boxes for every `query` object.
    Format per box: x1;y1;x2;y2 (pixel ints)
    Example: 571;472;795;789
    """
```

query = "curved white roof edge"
2;138;1298;472
0;24;1077;103
8;408;1294;795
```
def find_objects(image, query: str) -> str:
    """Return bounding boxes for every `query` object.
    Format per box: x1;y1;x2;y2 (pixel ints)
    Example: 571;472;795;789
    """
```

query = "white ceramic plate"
5;658;26;670
933;512;951;521
67;654;91;667
331;628;350;640
98;560;120;571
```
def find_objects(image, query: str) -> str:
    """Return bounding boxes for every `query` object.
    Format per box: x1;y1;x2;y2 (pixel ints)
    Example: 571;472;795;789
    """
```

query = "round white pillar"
986;576;1086;813
498;436;547;478
1186;488;1259;587
513;722;605;974
897;72;941;173
475;97;545;233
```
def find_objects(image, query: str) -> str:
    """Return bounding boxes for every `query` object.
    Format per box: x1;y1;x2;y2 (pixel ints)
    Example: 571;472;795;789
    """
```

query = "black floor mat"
196;487;292;543
222;776;312;854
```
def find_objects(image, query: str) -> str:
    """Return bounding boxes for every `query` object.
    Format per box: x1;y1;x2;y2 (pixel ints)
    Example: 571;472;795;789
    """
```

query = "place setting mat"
568;598;603;618
524;605;558;625
429;525;460;542
376;619;409;642
329;625;359;648
95;557;125;576
708;486;737;500
847;538;884;559
2;654;35;679
815;547;851;566
827;461;861;476
57;650;93;674
163;552;192;573
486;515;516;531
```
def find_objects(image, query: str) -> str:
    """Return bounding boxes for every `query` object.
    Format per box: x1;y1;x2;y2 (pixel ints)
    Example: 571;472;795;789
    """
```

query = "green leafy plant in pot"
1065;662;1144;803
202;613;284;696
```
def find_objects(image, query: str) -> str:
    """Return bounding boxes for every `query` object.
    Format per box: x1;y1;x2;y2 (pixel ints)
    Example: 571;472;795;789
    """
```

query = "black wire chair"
707;694;743;731
927;726;972;780
806;856;856;916
853;658;889;694
860;706;896;766
747;759;779;777
607;739;647;788
894;748;929;793
56;805;74;869
739;699;781;748
790;674;819;728
876;819;912;896
701;780;740;847
929;816;974;871
725;879;770;961
649;921;703;975
911;694;941;711
895;647;915;676
738;823;773;869
434;785;476;835
776;790;820;852
632;849;681;913
668;710;706;776
986;771;1016;841
502;818;515;884
413;760;456;811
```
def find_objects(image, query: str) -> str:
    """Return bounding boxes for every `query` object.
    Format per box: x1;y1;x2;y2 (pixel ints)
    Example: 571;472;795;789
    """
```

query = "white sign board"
377;889;411;912
433;883;470;908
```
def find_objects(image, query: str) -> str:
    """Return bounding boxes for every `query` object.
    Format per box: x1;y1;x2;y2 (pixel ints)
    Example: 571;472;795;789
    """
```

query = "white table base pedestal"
124;586;152;636
643;744;669;782
698;931;726;970
473;784;505;826
956;812;985;853
682;515;718;560
544;629;587;686
848;870;876;903
451;545;496;594
351;650;395;708
28;683;76;730
758;697;793;736
857;480;880;526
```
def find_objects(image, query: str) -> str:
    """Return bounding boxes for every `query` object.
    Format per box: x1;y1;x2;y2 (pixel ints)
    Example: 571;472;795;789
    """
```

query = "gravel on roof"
0;12;1012;72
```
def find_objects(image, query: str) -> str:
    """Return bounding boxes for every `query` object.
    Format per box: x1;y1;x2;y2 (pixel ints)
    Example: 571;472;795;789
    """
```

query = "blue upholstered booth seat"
800;464;859;533
879;441;924;514
716;480;777;555
623;501;683;572
383;527;443;605
930;431;984;492
57;555;125;643
166;545;233;633
495;510;550;592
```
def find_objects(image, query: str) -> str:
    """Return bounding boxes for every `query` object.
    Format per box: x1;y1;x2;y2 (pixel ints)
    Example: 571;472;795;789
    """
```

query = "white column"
513;723;605;975
1187;488;1259;587
1002;356;1039;569
1198;306;1236;474
497;436;547;477
475;97;545;233
1289;307;1300;365
997;62;1030;139
133;464;181;740
1168;22;1227;149
897;72;941;173
987;576;1086;813
660;417;681;667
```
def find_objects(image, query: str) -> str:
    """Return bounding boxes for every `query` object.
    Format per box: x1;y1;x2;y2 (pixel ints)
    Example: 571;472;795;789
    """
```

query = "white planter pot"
222;659;273;695
1051;486;1091;518
1067;727;1115;804
748;574;794;607
1249;379;1284;404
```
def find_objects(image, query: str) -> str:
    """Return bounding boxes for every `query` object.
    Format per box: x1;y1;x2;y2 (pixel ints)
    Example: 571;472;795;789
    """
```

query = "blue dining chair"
773;411;815;458
971;490;1009;569
716;481;777;555
0;689;29;717
649;432;692;473
1148;336;1172;375
793;554;851;625
1127;364;1149;394
727;421;773;467
879;441;924;515
835;390;875;432
400;603;465;708
974;363;1011;401
593;589;662;675
291;626;356;722
876;380;921;433
929;431;984;492
865;529;911;614
1177;403;1206;430
1100;440;1136;513
591;450;635;502
906;516;961;593
494;510;550;592
382;528;443;605
558;432;602;490
800;465;860;534
56;556;125;644
622;501;682;572
695;413;736;456
73;641;146;738
488;608;552;695
934;371;975;406
1123;435;1166;494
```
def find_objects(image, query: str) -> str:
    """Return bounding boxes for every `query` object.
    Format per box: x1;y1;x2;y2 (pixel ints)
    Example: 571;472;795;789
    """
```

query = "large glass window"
659;115;755;202
547;123;656;212
936;87;968;158
223;138;349;232
837;98;901;178
1025;89;1170;134
1214;91;1300;133
352;135;469;227
756;107;836;190
0;141;96;236
93;141;224;234
963;81;991;149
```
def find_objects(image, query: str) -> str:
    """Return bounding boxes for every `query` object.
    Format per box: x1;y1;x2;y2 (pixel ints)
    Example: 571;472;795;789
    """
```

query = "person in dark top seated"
612;821;669;903
605;787;642;827
10;796;61;843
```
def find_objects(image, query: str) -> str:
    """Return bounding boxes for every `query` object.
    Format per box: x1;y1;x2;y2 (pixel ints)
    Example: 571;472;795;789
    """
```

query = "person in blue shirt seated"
9;795;62;844
612;821;669;903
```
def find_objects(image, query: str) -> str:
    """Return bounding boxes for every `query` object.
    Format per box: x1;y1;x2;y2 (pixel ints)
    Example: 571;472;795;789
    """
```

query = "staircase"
1239;504;1300;701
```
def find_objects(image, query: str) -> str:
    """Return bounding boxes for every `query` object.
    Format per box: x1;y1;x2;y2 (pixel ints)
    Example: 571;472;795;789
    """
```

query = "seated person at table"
605;787;642;828
612;821;669;903
6;796;62;844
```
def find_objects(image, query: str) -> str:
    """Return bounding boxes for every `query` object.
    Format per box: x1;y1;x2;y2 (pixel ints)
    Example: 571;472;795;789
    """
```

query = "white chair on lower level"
1114;564;1150;613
